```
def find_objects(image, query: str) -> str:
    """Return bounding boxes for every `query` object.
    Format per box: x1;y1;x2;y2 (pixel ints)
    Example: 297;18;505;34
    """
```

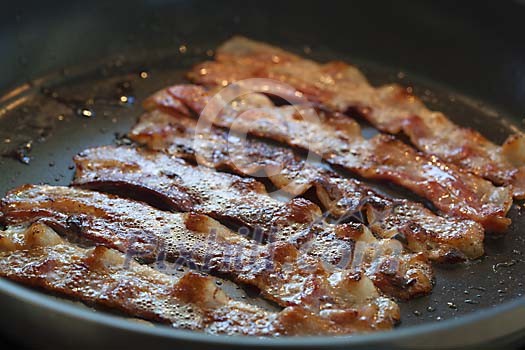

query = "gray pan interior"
0;0;524;348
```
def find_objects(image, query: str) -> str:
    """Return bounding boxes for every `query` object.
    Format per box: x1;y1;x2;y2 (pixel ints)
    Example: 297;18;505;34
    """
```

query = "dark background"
1;0;524;115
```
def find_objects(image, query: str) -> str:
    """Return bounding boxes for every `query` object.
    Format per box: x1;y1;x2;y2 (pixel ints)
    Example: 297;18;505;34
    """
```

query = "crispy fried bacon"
0;185;400;331
73;146;322;237
72;145;434;299
141;85;512;232
129;111;484;262
1;38;518;336
0;222;374;336
187;36;525;198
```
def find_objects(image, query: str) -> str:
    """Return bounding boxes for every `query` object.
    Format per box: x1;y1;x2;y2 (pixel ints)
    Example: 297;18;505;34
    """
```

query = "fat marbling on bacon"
0;222;379;336
0;185;400;332
188;36;525;199
140;84;512;232
72;145;435;300
129;110;484;263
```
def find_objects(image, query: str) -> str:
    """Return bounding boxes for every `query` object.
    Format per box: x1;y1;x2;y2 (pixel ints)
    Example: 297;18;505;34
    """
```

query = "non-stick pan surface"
0;0;524;348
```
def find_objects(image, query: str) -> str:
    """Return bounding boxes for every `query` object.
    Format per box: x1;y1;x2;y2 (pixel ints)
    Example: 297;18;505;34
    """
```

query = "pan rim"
1;277;523;347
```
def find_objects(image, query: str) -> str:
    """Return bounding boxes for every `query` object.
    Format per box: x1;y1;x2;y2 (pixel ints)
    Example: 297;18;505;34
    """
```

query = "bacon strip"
141;85;512;232
0;185;400;331
129;111;485;262
72;145;434;300
73;146;322;238
187;36;525;199
0;222;363;336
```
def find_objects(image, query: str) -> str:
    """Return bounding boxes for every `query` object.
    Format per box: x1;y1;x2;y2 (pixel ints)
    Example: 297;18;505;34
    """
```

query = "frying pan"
0;0;524;348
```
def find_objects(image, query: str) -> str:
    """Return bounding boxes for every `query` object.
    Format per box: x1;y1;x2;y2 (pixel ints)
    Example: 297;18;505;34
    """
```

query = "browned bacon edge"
0;185;400;332
140;84;512;233
72;145;434;300
128;110;485;263
0;222;367;336
187;36;525;199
